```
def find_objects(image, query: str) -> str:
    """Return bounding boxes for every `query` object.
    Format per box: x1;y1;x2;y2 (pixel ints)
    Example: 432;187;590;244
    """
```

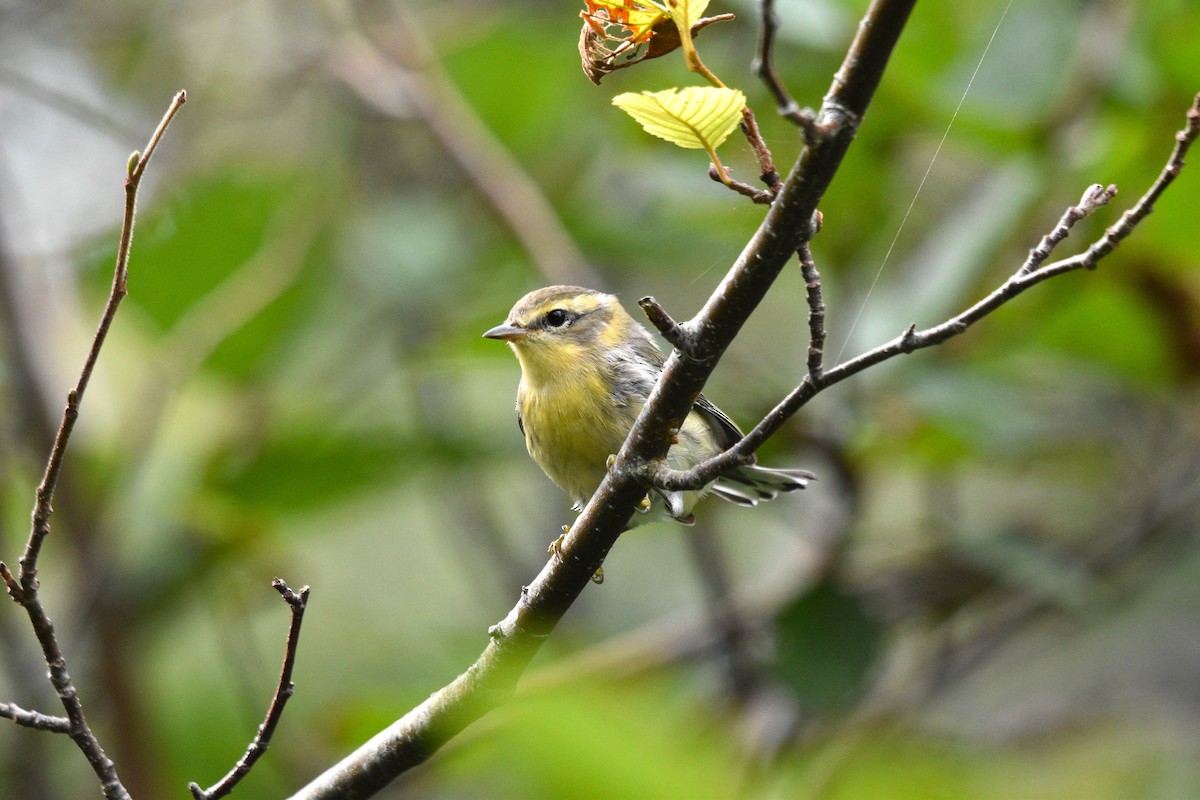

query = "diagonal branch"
288;2;917;797
0;90;186;800
190;579;311;800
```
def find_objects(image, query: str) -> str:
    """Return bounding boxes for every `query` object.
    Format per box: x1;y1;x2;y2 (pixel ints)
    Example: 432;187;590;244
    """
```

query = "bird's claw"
549;528;569;562
550;528;604;584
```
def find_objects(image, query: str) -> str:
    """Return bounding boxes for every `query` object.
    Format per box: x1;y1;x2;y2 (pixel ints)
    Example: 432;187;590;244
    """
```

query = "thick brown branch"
289;3;915;797
190;580;310;800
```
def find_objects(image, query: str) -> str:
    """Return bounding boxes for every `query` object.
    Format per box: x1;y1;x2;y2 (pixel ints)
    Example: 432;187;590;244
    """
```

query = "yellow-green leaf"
666;0;710;30
612;86;745;151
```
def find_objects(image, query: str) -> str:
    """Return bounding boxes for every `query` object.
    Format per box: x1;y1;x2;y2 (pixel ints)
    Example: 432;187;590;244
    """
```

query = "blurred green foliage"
1;0;1198;798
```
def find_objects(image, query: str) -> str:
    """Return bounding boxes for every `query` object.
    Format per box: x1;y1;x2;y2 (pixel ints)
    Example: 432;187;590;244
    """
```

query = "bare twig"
638;296;690;350
1020;183;1118;273
645;92;1200;494
1078;92;1200;266
189;579;310;800
0;90;186;800
752;0;810;129
798;242;826;380
739;107;782;192
0;701;71;733
710;165;776;204
9;91;186;596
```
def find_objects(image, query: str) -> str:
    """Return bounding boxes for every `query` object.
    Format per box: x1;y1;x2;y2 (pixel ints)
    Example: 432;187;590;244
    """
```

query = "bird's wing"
692;394;746;453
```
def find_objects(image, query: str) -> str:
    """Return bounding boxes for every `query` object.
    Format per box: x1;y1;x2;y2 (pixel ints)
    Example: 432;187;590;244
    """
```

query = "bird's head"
483;285;629;382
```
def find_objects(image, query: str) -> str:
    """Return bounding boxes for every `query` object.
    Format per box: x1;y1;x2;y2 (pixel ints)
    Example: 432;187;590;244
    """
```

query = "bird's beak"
483;322;526;342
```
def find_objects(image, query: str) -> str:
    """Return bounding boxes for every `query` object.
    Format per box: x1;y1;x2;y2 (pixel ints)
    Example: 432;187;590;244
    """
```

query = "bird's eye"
544;309;570;327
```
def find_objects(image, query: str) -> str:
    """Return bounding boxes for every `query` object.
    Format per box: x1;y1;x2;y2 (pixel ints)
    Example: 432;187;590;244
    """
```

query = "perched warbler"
484;285;813;525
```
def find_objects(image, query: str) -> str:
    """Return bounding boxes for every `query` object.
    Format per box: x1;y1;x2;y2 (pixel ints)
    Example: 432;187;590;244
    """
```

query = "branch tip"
1080;182;1118;212
638;296;690;348
755;0;812;131
189;575;309;799
0;561;19;599
272;577;310;610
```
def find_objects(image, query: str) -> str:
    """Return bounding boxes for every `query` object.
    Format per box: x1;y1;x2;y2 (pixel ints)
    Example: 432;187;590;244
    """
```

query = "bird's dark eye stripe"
544;308;571;327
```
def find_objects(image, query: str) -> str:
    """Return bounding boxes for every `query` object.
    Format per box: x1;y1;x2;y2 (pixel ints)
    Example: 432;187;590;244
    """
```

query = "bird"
483;285;813;525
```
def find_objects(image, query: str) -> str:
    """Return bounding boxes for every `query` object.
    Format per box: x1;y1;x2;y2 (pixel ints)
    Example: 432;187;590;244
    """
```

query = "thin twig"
798;242;826;380
739;107;782;192
1079;92;1200;267
189;579;311;800
638;296;690;350
12;91;186;594
1020;183;1118;273
752;0;809;128
0;701;72;733
709;165;776;204
644;93;1200;494
0;90;186;800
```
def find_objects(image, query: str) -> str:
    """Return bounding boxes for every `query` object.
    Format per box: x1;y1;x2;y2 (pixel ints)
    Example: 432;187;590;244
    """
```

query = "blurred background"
1;0;1198;797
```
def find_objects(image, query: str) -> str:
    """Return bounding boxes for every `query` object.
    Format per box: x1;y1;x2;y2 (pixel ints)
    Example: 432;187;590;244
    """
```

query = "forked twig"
646;92;1200;493
0;90;186;800
189;579;311;800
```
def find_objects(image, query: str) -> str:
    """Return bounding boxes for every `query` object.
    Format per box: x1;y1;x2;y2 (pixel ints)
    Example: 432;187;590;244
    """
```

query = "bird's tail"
711;464;815;507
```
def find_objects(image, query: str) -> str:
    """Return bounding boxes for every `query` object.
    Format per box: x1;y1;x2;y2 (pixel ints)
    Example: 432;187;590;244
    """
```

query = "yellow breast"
514;342;630;506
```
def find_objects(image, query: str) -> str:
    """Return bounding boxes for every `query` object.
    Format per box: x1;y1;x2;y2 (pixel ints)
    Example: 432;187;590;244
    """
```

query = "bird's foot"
548;526;569;562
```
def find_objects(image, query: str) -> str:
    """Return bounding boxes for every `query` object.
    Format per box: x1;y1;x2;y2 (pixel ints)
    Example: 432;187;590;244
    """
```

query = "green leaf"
612;86;745;151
